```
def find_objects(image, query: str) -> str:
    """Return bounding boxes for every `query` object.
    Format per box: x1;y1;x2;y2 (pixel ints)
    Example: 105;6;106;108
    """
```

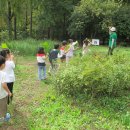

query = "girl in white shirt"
0;55;12;120
65;39;78;64
2;49;15;104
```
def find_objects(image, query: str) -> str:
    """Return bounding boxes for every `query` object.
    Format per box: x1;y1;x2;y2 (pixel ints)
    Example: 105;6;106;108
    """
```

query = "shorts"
0;97;7;117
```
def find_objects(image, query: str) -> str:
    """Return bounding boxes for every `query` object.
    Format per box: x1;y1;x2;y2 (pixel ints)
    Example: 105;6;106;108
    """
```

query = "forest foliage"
0;0;130;41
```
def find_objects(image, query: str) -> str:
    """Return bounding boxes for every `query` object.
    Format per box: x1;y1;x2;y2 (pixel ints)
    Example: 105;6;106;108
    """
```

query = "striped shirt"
37;54;46;66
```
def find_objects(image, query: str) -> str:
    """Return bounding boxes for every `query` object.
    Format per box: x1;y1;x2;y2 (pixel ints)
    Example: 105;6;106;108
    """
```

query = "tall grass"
6;39;59;56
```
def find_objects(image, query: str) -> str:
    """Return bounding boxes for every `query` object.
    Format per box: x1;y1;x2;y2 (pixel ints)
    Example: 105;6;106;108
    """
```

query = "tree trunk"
47;27;50;39
25;4;28;37
30;1;33;37
63;13;66;39
30;9;32;37
8;0;12;40
14;15;17;40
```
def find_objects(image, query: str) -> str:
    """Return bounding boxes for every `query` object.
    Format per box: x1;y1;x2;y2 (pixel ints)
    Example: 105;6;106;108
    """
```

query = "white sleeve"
72;41;78;46
1;72;6;83
58;53;62;58
10;61;15;69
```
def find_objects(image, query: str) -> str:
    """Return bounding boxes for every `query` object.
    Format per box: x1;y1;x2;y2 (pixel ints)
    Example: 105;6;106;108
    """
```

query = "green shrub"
54;53;130;97
6;39;56;56
40;40;59;53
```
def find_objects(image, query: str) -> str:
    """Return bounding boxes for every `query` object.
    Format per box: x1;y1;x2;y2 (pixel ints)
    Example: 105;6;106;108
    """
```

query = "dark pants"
7;82;14;105
108;47;115;55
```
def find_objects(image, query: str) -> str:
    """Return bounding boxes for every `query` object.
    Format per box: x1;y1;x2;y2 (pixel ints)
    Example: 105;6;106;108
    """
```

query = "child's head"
62;40;67;46
68;39;73;44
0;49;10;58
38;47;45;54
54;44;60;50
0;55;5;70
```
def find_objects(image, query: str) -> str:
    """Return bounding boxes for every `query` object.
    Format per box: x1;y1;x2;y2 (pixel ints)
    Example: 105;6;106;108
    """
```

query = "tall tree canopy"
0;0;130;41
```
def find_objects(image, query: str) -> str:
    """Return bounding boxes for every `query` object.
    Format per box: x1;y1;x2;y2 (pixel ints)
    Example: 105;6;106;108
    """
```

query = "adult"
108;27;117;55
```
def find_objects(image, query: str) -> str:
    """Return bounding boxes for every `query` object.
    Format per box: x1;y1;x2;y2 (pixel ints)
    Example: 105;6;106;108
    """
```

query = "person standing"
48;44;60;74
37;47;46;80
82;38;91;56
65;39;78;64
108;27;117;55
0;55;12;121
2;49;15;105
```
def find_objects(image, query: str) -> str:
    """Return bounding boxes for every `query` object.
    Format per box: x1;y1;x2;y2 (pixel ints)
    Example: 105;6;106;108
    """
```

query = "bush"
40;40;59;53
6;39;56;56
54;53;130;97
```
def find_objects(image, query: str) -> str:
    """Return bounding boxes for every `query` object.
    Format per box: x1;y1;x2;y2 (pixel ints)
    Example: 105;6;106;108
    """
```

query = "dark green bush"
54;53;130;97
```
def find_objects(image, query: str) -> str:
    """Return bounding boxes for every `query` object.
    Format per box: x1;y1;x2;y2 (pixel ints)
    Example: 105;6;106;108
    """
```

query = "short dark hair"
37;47;45;54
62;40;67;46
0;55;5;66
83;40;89;46
0;49;10;58
54;44;60;49
68;39;73;43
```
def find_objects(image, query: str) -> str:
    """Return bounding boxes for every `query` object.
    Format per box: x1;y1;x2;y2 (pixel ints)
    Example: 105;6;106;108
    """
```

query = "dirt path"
0;57;49;130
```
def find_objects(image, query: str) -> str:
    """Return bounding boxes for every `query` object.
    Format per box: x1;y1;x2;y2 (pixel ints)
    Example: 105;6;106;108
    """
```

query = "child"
60;40;67;62
82;38;91;56
0;55;12;121
37;47;46;80
2;49;15;105
49;44;60;73
65;39;78;64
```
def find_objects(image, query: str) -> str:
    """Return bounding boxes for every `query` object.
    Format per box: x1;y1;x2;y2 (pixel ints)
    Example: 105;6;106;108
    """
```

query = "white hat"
110;27;116;32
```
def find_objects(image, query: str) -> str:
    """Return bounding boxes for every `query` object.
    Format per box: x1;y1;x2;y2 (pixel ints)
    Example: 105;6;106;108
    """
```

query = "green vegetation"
0;40;129;130
6;39;57;55
55;50;130;97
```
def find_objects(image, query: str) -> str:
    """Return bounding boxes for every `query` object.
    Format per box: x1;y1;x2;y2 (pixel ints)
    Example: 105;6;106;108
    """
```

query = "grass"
0;40;130;130
6;39;59;56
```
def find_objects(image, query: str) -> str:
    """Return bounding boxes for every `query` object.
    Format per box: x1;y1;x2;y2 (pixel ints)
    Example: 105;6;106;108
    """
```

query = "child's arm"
2;83;12;97
72;41;78;46
42;54;47;60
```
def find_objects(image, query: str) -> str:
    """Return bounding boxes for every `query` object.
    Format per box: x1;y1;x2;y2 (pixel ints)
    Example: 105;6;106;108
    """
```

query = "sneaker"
4;113;11;122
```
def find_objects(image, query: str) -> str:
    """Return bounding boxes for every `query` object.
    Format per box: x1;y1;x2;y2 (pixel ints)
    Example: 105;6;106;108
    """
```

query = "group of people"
0;49;15;122
36;39;79;80
0;26;117;123
36;26;117;81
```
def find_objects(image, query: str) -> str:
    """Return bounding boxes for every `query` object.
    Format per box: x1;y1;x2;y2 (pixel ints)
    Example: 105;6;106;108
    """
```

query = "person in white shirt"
2;49;15;104
82;38;91;56
66;39;78;64
0;55;12;120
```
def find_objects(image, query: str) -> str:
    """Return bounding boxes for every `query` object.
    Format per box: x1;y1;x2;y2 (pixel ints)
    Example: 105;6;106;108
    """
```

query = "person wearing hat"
108;27;117;55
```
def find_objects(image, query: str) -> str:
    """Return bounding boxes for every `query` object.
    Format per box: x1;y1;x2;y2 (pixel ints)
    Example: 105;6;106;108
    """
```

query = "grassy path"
0;56;48;130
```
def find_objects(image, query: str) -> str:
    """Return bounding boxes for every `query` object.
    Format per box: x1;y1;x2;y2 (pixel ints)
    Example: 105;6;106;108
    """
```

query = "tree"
113;5;130;38
68;0;122;40
36;0;80;39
